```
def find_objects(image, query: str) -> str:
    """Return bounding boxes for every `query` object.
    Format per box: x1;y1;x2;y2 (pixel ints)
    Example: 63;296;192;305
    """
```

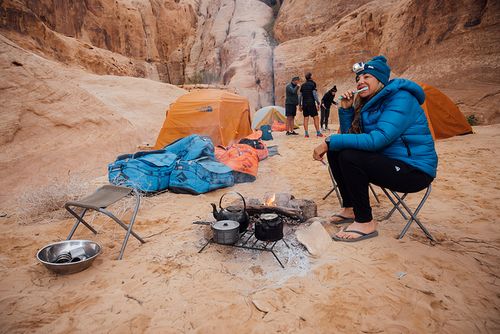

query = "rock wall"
185;0;275;111
1;0;499;122
273;0;500;124
0;0;198;83
0;35;185;207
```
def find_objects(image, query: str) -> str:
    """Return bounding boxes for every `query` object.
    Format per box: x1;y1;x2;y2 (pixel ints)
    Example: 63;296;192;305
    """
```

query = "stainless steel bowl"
36;240;101;275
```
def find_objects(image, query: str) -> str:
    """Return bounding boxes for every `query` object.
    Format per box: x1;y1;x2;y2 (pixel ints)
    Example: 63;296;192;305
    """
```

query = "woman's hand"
340;90;355;109
313;142;328;162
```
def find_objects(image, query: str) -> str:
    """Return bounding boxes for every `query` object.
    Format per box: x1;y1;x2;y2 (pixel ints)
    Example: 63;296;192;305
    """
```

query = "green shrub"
467;114;479;126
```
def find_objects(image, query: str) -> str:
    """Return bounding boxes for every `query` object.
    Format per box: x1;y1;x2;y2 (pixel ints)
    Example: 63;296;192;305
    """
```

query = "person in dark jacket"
285;76;300;135
300;72;323;137
320;86;338;131
312;55;438;242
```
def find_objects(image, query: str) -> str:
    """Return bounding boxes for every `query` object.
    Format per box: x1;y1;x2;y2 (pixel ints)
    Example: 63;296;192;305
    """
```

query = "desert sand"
1;123;499;333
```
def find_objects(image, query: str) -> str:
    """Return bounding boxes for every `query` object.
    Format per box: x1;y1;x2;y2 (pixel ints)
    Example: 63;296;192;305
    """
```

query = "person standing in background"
320;86;338;131
300;72;323;138
285;76;300;135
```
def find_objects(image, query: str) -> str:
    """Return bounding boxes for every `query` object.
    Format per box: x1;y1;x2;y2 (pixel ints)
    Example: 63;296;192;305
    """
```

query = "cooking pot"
255;213;283;242
211;220;240;245
211;192;249;233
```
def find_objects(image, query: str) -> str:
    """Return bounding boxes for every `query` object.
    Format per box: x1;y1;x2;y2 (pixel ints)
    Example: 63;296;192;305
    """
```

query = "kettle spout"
211;203;219;220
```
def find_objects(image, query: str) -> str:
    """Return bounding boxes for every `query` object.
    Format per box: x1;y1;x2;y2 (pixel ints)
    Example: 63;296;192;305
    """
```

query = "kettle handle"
219;191;246;211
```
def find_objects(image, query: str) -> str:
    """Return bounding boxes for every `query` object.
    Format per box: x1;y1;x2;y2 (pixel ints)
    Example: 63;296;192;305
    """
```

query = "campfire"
198;192;317;268
238;192;317;223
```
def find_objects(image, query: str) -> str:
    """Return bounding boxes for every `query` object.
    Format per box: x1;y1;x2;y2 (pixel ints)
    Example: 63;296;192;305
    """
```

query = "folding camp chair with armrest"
65;185;145;260
380;184;434;241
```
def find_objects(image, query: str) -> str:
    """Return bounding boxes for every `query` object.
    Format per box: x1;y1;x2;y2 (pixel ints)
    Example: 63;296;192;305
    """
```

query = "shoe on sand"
328;214;354;225
332;228;379;242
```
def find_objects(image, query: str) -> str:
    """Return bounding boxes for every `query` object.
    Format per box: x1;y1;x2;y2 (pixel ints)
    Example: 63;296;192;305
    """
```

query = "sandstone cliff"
1;0;276;111
0;0;198;82
184;0;275;111
273;0;500;124
0;35;184;208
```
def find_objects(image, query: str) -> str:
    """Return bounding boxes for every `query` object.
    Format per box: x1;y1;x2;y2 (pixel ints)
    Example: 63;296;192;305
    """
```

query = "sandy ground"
0;125;499;333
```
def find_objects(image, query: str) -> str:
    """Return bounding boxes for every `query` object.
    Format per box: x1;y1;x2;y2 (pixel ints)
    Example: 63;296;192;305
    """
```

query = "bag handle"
132;149;167;159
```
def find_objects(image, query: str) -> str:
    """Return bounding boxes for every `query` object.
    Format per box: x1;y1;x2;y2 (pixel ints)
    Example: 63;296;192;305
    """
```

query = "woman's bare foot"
328;207;354;223
334;221;378;240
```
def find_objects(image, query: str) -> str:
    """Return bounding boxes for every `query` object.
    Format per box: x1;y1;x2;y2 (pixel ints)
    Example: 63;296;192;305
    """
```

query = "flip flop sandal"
332;229;379;242
328;214;354;225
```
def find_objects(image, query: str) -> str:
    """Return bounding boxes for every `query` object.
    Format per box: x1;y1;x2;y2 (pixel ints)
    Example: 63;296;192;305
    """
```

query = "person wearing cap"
320;85;338;131
285;76;300;135
312;55;438;242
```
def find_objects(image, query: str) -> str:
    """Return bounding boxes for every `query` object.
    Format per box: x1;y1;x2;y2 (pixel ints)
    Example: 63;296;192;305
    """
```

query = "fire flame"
265;193;276;206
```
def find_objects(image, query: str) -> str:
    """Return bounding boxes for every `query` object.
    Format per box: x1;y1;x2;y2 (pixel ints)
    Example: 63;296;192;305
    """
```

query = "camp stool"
380;184;434;241
65;185;145;260
323;165;380;204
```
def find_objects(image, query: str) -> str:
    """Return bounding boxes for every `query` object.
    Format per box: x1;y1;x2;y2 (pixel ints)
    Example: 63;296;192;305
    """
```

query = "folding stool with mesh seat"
380;184;434;241
323;165;380;205
65;185;146;260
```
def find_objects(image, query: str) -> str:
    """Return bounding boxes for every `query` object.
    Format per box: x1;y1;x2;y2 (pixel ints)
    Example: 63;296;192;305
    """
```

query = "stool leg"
322;188;334;200
100;189;145;260
65;206;98;239
369;184;380;204
397;187;434;241
381;189;408;220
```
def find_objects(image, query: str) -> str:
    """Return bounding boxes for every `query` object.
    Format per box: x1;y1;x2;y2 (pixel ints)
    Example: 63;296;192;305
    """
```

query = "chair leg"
381;188;409;220
369;184;380;204
397;186;434;241
322;188;334;201
323;166;343;206
65;206;98;239
100;189;145;260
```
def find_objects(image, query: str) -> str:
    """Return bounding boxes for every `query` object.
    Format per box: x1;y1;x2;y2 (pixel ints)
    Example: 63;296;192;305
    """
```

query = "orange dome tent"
154;89;253;149
419;83;473;139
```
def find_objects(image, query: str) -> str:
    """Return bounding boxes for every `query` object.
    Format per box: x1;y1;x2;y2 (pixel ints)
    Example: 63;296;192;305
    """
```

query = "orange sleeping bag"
238;131;269;161
215;144;259;183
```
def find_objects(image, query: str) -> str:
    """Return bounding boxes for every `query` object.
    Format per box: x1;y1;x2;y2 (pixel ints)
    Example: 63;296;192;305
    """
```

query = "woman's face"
356;73;380;99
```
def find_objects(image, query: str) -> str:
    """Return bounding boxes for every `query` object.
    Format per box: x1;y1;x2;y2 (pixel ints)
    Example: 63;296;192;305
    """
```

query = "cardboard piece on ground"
296;220;332;257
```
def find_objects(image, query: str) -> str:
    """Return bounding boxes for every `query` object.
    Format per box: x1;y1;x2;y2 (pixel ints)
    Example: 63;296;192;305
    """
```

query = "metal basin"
36;240;101;275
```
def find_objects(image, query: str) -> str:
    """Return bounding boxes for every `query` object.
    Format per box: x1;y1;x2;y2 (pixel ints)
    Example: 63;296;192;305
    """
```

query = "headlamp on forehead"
352;62;365;74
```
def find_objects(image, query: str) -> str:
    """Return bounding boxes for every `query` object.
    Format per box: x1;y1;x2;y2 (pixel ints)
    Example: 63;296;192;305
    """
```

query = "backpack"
108;150;177;192
168;157;234;195
259;124;273;140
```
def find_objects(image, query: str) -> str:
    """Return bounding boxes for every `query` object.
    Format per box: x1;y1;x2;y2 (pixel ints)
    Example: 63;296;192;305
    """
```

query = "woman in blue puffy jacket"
313;55;438;242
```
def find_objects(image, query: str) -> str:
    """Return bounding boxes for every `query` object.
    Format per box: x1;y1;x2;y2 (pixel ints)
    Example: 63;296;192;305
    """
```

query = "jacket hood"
363;78;425;110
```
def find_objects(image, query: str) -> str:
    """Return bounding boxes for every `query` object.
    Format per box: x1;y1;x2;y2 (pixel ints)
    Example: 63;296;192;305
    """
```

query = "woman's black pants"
320;106;330;128
327;149;433;223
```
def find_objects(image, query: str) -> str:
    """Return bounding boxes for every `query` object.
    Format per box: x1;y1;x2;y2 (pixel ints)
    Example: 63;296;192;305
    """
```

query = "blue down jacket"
328;78;438;178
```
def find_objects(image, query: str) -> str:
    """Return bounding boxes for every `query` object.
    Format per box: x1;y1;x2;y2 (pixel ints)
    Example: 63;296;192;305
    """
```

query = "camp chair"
65;185;145;260
323;165;380;205
380;185;434;241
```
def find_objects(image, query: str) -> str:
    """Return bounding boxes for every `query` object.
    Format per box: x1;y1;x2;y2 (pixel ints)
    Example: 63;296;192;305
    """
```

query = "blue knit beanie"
359;55;391;85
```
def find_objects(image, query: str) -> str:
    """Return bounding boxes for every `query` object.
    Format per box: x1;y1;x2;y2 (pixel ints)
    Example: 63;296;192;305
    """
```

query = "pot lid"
260;213;278;221
212;220;240;231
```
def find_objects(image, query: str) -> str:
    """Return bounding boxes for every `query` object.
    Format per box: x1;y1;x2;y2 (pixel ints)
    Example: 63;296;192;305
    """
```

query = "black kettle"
211;192;249;233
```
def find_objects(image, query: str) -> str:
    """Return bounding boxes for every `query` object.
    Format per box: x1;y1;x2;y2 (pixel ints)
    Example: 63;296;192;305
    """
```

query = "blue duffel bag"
163;134;215;160
108;150;177;192
169;157;234;195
